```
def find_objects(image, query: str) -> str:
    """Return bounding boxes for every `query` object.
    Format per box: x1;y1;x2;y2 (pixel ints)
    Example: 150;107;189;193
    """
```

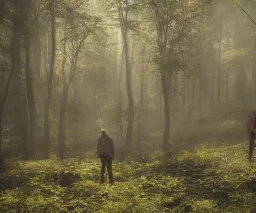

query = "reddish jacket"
247;119;256;132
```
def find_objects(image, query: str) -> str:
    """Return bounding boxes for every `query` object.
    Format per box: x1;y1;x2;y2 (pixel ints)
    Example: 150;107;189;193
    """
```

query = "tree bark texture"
119;7;134;158
24;30;37;158
217;23;222;101
161;67;170;147
44;2;56;158
11;0;29;160
0;70;12;171
138;47;145;156
59;85;68;161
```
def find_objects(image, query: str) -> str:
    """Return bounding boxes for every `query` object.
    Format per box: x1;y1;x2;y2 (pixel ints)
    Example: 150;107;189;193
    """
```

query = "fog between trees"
0;0;256;167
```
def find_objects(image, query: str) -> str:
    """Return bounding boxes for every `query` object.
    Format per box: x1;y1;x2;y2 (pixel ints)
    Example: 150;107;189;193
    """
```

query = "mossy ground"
0;142;256;213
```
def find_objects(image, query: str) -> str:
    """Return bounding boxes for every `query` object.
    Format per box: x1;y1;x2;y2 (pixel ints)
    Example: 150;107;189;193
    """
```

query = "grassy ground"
0;142;256;213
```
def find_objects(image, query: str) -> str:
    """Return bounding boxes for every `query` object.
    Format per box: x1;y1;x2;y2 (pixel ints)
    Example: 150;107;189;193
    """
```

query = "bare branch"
233;1;256;26
68;32;89;87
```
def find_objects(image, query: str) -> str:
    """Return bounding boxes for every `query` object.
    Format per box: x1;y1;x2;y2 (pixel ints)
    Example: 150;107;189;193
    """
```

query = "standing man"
97;129;114;184
247;111;256;162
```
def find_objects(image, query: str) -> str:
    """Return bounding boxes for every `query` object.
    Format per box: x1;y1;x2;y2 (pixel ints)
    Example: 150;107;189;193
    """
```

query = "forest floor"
0;142;256;213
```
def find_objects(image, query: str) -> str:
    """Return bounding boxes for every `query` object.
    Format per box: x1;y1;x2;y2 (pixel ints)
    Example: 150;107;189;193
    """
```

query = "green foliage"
1;143;256;212
190;199;217;212
222;48;250;72
219;120;243;133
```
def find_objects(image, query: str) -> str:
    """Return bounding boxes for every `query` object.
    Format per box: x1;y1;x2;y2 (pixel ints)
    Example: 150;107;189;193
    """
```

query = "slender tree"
137;45;146;157
11;0;29;160
20;0;37;158
0;69;12;171
148;0;171;148
59;31;88;160
43;0;56;158
118;2;135;158
217;23;222;101
118;47;124;160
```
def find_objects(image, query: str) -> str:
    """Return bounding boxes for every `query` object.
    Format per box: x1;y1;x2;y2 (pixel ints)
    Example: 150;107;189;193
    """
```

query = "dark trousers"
100;156;113;184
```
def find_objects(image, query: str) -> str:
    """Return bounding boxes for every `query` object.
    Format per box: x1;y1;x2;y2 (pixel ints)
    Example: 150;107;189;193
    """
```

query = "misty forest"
1;0;256;212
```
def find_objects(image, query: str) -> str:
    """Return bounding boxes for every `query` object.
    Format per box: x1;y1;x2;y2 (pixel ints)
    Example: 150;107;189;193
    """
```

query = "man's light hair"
101;129;107;135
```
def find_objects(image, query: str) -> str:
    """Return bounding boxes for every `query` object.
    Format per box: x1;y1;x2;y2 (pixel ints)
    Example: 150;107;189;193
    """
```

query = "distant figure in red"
97;129;114;184
246;111;256;162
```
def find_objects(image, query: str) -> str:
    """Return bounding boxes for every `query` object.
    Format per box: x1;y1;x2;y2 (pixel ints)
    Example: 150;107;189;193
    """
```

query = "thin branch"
233;1;256;26
0;44;9;55
61;21;68;85
68;32;88;87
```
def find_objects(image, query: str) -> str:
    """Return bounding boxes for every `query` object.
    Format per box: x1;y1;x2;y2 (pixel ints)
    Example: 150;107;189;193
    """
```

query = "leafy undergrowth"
1;143;256;213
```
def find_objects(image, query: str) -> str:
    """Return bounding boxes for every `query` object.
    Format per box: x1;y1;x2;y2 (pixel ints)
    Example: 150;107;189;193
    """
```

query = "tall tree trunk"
119;7;134;158
226;69;229;103
138;46;145;156
173;73;178;115
93;87;97;121
0;70;12;171
31;16;41;83
43;33;48;78
44;2;56;158
119;47;124;161
58;61;76;161
15;90;29;159
24;29;37;158
159;34;170;148
152;0;171;149
191;75;196;112
11;2;29;160
20;0;37;158
159;41;171;147
211;69;214;111
217;23;222;101
188;74;196;118
124;32;134;154
58;32;67;161
198;70;202;113
161;73;170;147
226;33;230;104
59;85;68;161
32;1;41;82
183;76;186;111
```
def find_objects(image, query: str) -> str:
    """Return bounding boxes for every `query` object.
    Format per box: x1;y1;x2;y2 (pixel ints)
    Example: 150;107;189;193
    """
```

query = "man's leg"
249;133;255;162
106;157;113;185
100;157;107;183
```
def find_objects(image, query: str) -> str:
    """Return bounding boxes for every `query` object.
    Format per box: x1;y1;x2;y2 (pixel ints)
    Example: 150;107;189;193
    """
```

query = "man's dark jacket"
97;135;114;158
